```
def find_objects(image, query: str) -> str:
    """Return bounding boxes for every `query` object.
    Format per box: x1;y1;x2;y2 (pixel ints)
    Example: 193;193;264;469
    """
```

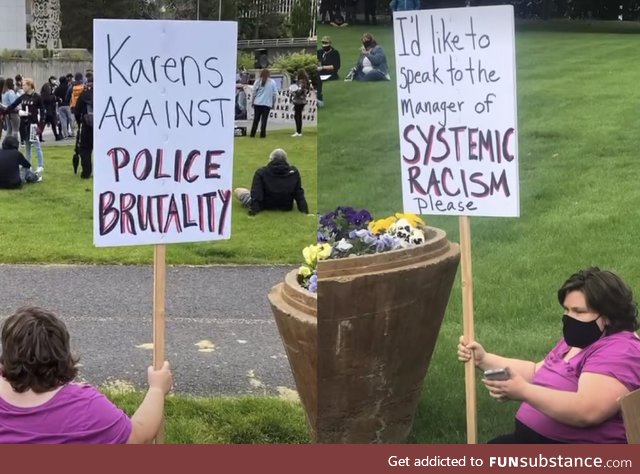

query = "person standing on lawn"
249;68;278;139
291;69;311;137
74;72;94;179
8;78;45;176
0;306;173;444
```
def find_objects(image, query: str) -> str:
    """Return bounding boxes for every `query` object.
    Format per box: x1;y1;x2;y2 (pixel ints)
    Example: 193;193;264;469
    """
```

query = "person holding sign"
290;69;311;137
233;148;309;216
0;307;173;444
8;78;45;176
457;268;640;443
250;69;278;139
347;33;390;82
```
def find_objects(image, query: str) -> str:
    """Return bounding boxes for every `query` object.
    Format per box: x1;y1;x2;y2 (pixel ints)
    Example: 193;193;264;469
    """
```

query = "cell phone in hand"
483;368;510;381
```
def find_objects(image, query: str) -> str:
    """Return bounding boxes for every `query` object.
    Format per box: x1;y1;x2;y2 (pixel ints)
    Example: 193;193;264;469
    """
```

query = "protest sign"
394;6;519;217
93;19;237;246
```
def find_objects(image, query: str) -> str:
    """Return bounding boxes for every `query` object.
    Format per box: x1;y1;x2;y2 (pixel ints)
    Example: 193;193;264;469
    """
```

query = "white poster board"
245;87;318;126
393;6;519;217
93;19;237;247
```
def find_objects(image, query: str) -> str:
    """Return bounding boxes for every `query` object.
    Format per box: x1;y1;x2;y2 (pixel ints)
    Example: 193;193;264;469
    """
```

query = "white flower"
335;239;354;252
409;228;425;245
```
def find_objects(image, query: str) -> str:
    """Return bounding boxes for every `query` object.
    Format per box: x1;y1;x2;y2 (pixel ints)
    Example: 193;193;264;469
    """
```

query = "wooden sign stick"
153;244;167;444
459;216;477;444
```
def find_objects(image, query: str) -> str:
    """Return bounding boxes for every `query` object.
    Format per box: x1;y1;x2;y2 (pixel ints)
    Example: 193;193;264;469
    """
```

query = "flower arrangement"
297;207;428;292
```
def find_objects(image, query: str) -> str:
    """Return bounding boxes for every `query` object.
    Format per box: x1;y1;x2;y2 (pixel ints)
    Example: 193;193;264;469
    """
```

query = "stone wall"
0;59;92;89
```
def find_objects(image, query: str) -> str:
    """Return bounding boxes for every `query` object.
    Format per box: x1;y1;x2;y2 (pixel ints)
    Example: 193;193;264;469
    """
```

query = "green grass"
318;23;640;443
0;129;317;265
105;390;309;444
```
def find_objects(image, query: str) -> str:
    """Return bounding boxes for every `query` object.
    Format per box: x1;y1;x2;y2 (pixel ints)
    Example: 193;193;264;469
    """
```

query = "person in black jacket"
8;78;45;174
55;76;73;138
74;73;93;179
0;135;39;188
40;76;62;141
234;148;309;216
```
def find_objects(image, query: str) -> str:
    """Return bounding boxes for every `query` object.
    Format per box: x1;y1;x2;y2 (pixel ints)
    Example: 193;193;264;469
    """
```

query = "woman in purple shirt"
0;307;173;444
458;267;640;443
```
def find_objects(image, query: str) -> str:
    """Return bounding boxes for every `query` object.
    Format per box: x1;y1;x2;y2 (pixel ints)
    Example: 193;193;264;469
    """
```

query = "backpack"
69;83;85;111
83;103;93;128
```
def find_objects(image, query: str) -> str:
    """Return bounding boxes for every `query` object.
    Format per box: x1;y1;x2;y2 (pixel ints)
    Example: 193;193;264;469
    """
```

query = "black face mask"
322;45;331;51
562;314;603;348
363;41;372;49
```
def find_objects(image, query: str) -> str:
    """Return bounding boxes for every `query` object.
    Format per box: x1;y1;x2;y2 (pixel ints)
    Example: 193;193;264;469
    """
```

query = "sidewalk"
0;264;297;399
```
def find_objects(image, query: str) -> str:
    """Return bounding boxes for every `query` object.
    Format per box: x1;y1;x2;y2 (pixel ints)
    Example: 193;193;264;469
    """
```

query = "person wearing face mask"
348;33;390;82
458;267;640;443
316;36;341;106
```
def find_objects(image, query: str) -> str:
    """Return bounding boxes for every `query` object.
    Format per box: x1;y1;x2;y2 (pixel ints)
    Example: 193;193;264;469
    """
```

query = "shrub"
271;50;318;85
290;0;313;38
237;50;255;70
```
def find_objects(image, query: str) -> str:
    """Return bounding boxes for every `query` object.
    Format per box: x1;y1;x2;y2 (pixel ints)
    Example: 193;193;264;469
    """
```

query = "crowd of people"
319;0;424;27
0;70;94;188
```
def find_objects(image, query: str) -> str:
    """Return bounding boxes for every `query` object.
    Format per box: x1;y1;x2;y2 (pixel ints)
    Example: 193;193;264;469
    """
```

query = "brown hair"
259;68;270;87
2;77;14;94
362;33;377;48
558;267;639;334
0;307;79;393
296;68;309;88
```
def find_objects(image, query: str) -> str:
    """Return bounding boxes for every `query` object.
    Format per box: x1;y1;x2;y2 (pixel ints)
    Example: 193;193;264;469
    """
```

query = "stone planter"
269;226;460;443
268;269;318;440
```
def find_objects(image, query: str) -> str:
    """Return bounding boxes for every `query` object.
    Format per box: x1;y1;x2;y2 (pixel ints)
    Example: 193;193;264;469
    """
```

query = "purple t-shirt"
0;383;132;444
516;331;640;443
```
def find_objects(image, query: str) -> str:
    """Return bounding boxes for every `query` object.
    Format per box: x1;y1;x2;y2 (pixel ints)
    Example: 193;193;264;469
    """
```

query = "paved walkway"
0;264;298;399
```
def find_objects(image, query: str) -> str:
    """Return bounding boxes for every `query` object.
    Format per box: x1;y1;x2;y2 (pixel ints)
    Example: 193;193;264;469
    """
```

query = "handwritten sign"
245;87;318;125
393;6;519;217
93;20;237;247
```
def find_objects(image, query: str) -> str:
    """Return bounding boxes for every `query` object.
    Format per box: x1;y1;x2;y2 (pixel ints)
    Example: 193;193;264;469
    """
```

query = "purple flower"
308;273;318;293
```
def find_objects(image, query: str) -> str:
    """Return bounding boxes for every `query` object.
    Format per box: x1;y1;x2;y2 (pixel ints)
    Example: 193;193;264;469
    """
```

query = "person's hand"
482;369;528;402
360;45;367;54
457;335;486;367
317;65;323;72
147;361;173;395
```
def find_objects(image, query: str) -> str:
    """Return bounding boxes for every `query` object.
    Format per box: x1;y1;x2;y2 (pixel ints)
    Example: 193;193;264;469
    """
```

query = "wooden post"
153;244;167;444
459;216;477;444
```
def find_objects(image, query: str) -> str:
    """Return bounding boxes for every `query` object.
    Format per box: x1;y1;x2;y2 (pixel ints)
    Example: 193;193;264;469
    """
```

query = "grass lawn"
106;390;309;443
0;128;317;265
318;22;640;443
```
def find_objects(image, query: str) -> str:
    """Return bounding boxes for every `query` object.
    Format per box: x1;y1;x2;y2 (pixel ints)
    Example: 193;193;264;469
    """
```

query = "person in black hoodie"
55;76;73;138
74;72;93;179
0;135;38;188
234;148;309;216
40;76;62;141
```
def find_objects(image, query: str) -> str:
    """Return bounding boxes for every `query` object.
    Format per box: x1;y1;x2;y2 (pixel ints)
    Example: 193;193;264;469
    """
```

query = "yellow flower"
395;213;425;228
298;265;312;277
317;243;332;260
302;245;319;267
368;216;397;235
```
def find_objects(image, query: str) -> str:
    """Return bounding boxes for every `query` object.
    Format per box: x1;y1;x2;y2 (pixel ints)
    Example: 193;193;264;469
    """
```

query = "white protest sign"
393;6;519;217
93;19;237;247
245;87;318;126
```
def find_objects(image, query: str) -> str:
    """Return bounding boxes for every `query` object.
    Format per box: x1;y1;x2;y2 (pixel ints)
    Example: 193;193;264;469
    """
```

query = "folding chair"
620;388;640;444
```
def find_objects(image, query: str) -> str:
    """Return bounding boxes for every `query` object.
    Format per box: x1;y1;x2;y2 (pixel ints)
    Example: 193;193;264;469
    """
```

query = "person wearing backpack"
74;73;93;179
66;72;85;131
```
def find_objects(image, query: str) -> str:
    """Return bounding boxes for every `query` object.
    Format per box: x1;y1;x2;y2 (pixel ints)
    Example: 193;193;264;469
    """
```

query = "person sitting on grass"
233;148;309;217
458;267;640;444
0;306;173;444
0;135;39;189
346;33;391;82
